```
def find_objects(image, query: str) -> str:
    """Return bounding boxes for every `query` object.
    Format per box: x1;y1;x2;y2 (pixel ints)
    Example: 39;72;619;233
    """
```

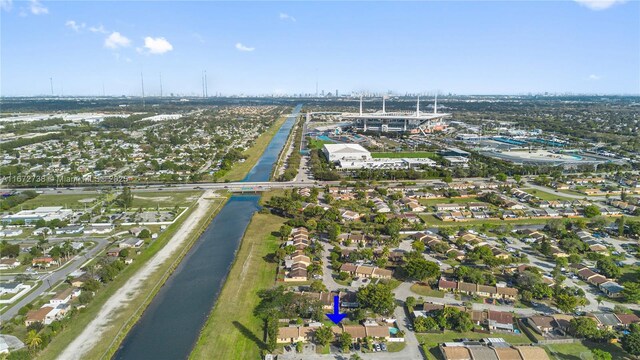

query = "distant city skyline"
1;0;639;96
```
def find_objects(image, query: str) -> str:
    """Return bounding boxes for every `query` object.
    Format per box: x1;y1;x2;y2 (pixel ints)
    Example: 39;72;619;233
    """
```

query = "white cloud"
279;12;296;22
235;42;255;52
574;0;626;10
89;24;107;34
143;36;173;54
104;32;131;49
29;0;48;15
0;0;13;12
65;20;85;32
588;74;602;80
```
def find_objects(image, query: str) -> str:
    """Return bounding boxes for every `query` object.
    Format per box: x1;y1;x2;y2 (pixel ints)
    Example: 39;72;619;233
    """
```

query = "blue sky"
1;0;639;96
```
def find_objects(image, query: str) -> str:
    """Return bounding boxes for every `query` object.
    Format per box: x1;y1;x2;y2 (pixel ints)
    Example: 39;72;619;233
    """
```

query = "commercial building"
322;143;371;162
1;206;73;224
337;157;436;170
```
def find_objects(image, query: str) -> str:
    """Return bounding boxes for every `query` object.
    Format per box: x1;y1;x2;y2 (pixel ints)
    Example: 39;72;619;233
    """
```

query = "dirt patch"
133;195;171;202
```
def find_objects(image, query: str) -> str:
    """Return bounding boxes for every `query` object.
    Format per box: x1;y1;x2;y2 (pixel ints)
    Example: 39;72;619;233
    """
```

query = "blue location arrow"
326;295;347;324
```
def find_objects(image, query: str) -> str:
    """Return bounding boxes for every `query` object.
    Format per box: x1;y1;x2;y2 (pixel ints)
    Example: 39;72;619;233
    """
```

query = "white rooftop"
322;143;370;154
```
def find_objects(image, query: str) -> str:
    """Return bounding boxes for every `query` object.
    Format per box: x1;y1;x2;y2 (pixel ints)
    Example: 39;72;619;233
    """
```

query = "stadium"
341;97;450;135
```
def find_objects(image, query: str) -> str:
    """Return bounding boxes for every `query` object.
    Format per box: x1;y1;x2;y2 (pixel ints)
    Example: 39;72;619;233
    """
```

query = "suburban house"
341;210;361;221
0;258;20;270
526;316;556;335
340;263;393;279
119;237;144;248
487;310;514;332
436;204;466;212
24;307;54;326
32;257;57;268
49;288;73;305
106;248;122;257
600;281;625;298
437;278;518;300
277;326;315;344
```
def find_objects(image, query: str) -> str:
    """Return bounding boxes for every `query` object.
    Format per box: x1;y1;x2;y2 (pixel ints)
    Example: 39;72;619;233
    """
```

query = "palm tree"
25;330;42;350
596;296;605;309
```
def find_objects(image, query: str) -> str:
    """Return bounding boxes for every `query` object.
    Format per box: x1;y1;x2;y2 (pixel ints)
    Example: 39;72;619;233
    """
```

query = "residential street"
1;236;112;322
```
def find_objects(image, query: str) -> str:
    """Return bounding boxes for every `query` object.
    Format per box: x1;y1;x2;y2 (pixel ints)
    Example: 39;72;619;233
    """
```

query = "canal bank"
112;104;302;360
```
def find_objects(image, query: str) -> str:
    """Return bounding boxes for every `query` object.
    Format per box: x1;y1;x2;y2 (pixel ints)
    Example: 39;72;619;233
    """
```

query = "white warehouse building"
322;144;371;162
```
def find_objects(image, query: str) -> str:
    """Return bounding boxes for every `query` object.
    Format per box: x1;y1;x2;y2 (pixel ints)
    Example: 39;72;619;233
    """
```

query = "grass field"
37;195;227;360
130;190;201;208
221;115;288;181
544;341;631;360
409;284;445;298
190;210;285;359
307;138;335;150
521;188;573;201
15;193;103;210
372;152;438;159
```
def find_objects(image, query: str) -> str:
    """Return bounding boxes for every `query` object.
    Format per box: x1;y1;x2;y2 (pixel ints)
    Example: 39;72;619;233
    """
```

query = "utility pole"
204;70;208;98
141;72;146;108
50;77;54;95
159;73;163;98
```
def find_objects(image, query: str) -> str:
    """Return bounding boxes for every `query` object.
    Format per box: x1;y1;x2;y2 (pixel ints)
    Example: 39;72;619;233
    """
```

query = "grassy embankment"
37;192;228;360
220;115;288;182
271;115;302;181
543;341;631;360
191;202;285;359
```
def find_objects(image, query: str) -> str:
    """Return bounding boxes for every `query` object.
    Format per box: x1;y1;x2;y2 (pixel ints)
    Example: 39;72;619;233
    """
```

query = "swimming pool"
389;327;399;335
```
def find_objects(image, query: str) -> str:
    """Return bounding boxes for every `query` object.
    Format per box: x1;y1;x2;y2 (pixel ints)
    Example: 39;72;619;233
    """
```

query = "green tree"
570;317;598;339
338;332;352;352
403;257;440;281
356;283;396;316
405;296;416;311
623;282;640;303
279;225;292;241
25;330;42;350
414;316;439;332
592;349;612;360
622;326;640;357
328;224;341;242
555;293;579;314
314;325;334;346
583;205;601;218
310;280;327;292
411;240;425;253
